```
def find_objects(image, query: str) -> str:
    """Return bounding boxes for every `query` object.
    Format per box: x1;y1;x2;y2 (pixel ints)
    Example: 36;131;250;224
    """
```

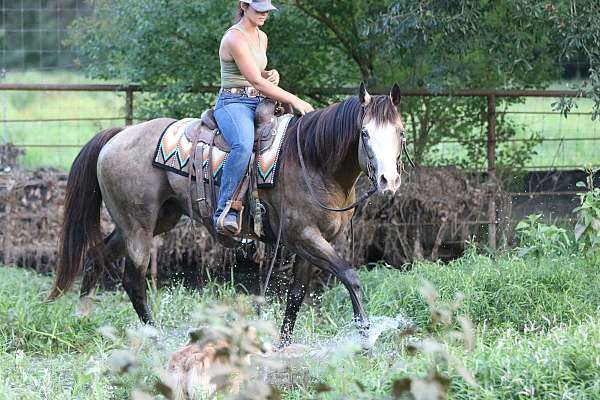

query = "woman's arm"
224;30;312;113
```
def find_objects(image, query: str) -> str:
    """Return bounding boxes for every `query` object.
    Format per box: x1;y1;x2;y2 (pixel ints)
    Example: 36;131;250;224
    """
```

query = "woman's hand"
265;69;280;86
292;98;314;115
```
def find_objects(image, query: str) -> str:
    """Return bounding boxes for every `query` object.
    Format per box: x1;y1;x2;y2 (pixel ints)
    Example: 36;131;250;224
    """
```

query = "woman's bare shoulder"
222;28;246;46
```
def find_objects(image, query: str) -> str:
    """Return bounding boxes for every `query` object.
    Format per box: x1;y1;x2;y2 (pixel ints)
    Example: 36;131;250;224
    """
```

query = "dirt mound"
348;167;496;265
0;167;495;283
0;168;235;284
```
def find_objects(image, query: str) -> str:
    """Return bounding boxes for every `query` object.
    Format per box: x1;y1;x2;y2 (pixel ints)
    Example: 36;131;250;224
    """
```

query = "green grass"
1;249;599;398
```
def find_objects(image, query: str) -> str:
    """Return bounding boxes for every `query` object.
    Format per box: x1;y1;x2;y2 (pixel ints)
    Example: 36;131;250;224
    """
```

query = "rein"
295;118;378;213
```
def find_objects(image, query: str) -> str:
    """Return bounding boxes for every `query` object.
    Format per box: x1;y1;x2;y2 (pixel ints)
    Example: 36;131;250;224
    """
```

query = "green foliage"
545;0;600;119
375;1;557;90
319;254;600;337
66;0;231;118
378;0;600;119
573;168;600;258
67;0;353;118
515;214;573;258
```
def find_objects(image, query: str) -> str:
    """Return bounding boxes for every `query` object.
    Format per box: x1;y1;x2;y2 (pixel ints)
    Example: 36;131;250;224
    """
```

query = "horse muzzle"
377;172;401;195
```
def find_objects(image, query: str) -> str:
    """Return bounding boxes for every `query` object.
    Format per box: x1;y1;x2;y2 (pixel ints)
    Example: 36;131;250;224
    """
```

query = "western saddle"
184;98;292;246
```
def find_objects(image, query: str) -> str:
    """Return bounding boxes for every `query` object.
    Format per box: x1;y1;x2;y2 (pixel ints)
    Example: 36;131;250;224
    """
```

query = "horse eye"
361;128;370;138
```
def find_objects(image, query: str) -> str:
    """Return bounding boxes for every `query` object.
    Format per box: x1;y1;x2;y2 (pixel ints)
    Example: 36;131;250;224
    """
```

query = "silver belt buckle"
221;87;260;97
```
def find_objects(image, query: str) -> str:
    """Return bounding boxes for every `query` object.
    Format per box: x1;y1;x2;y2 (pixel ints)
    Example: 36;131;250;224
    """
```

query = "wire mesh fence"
1;0;92;74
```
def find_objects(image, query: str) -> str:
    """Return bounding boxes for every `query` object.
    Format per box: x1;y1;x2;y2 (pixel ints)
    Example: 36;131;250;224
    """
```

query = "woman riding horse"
47;0;407;349
214;0;313;235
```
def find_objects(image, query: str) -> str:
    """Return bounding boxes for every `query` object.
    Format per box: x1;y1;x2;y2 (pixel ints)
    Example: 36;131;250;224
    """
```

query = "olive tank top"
220;25;268;88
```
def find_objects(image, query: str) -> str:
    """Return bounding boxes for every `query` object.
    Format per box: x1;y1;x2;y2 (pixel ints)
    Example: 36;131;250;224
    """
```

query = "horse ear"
359;82;371;106
390;83;401;106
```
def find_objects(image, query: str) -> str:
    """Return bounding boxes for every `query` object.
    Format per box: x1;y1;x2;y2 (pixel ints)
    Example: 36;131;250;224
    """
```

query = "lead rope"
350;217;355;267
403;139;416;168
257;183;285;316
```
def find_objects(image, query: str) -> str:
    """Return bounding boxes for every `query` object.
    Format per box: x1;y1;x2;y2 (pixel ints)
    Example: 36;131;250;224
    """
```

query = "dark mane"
283;95;399;175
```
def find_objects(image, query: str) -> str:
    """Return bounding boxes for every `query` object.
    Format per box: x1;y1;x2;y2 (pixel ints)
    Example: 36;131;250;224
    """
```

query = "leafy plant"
515;214;572;257
573;168;600;258
390;282;477;400
97;296;281;400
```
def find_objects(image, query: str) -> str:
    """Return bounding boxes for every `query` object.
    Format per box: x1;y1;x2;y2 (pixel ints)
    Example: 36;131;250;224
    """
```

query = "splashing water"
136;311;413;368
321;314;412;352
270;314;414;365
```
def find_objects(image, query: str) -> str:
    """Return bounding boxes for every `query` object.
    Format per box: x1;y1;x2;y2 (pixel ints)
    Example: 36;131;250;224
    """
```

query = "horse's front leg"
294;227;370;346
279;258;315;348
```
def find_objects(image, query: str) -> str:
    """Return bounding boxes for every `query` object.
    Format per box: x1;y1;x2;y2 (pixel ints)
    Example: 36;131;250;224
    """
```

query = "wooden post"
125;86;134;125
487;94;497;249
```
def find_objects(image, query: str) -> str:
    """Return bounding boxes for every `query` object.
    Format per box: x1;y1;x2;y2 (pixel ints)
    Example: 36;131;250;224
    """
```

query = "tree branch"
294;0;373;80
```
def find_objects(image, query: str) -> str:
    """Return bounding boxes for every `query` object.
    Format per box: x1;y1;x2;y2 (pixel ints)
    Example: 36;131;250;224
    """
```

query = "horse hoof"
356;322;372;350
74;306;90;318
74;298;92;317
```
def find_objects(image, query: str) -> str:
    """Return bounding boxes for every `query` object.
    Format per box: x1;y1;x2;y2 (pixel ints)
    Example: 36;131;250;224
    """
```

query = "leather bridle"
294;99;416;213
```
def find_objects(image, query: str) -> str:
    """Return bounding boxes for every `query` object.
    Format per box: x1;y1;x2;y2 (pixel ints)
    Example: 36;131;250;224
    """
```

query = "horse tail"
48;127;124;300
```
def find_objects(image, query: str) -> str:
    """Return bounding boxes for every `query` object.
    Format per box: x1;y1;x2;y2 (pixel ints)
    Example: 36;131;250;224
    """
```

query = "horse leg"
77;202;182;319
295;228;370;344
122;230;154;324
279;258;315;348
76;229;126;316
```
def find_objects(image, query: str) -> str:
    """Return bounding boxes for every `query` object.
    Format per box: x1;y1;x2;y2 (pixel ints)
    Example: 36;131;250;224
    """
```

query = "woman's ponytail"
235;2;245;22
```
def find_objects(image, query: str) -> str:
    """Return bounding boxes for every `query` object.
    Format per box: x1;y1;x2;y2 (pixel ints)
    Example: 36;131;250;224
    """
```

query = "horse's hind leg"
77;203;183;317
122;230;154;324
77;229;126;316
279;258;315;348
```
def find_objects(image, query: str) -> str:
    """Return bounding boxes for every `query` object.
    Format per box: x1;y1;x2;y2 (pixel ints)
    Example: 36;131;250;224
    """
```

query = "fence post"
487;94;497;249
125;86;134;125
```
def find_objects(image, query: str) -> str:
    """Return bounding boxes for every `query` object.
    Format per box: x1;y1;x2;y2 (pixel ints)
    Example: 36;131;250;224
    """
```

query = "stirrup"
216;201;243;236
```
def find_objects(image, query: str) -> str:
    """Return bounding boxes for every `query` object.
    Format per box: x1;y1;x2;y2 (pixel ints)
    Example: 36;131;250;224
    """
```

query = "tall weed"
515;214;573;257
573;167;600;260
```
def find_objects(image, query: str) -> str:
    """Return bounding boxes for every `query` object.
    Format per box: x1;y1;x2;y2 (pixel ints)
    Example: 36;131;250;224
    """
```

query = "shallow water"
271;313;413;364
147;312;413;366
336;314;413;349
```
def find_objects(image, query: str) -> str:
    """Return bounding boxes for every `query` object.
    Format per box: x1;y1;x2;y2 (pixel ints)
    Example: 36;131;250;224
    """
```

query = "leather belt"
221;87;263;97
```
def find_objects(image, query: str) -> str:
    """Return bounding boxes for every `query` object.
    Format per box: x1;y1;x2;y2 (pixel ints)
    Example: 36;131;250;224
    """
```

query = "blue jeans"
213;92;261;222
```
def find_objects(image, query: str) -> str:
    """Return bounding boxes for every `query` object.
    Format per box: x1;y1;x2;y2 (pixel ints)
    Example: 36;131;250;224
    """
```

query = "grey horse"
48;84;406;347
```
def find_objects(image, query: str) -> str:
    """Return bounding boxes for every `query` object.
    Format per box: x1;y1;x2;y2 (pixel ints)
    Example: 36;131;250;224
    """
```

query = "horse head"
357;83;405;195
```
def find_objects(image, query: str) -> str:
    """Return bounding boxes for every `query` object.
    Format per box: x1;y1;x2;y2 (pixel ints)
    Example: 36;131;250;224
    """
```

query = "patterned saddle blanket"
152;114;294;188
